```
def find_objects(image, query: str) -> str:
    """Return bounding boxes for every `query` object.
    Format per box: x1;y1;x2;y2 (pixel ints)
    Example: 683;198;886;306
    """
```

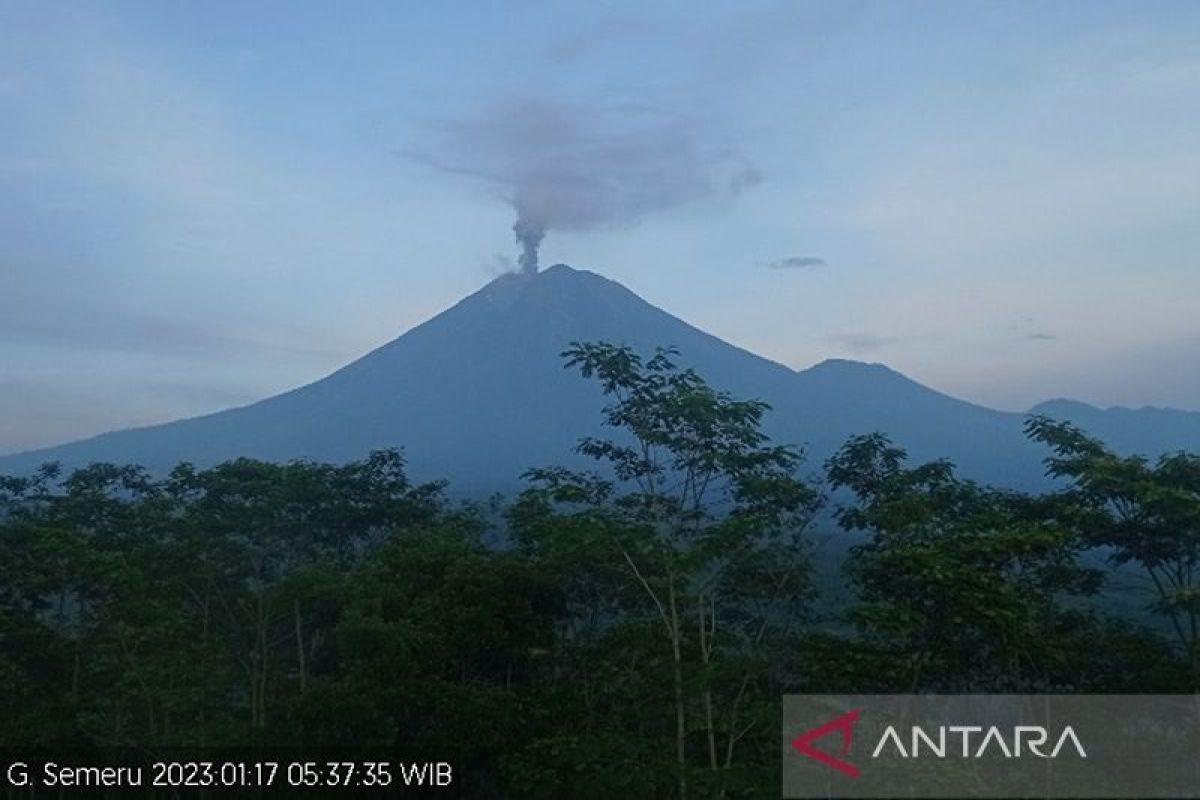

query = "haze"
2;1;1198;453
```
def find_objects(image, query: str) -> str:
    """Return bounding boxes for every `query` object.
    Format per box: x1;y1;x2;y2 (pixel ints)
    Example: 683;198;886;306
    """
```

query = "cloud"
0;291;348;362
829;332;901;353
765;255;826;270
1011;316;1058;342
402;97;761;269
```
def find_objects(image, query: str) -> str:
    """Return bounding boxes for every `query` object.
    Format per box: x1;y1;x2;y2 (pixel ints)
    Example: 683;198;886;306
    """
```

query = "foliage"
510;342;822;798
1027;416;1200;683
0;344;1195;798
828;433;1104;690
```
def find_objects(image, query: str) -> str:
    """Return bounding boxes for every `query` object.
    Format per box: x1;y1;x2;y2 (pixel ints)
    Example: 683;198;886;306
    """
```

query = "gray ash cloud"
404;98;760;272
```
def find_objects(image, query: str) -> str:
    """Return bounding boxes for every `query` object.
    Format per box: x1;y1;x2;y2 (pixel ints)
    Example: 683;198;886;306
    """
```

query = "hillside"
2;264;1197;492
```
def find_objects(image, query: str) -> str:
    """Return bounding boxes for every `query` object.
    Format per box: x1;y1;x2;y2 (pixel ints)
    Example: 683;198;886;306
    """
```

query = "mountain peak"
807;357;893;374
802;357;924;390
481;262;610;295
3;264;1198;493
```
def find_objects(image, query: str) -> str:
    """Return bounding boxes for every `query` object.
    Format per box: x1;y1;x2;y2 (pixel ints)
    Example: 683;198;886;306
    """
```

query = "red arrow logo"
791;708;861;778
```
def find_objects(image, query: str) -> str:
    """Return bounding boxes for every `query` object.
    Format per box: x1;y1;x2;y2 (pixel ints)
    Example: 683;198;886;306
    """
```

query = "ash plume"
404;98;761;272
513;219;545;274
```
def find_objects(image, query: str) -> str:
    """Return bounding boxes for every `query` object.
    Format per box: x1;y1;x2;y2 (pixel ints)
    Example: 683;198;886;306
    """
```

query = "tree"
294;512;560;798
513;342;821;799
1027;416;1200;684
827;433;1102;690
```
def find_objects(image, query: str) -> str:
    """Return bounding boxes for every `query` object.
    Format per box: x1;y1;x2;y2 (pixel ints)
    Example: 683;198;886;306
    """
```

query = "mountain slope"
1030;399;1200;458
2;264;1197;492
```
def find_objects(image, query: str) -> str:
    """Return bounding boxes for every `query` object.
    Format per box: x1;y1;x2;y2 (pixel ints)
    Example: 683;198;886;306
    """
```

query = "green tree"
827;433;1102;690
299;513;559;796
167;451;442;736
512;342;821;799
1027;416;1200;684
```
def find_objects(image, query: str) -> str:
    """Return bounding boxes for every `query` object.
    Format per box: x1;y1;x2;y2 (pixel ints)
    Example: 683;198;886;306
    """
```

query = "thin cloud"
830;332;901;353
765;256;826;270
1011;317;1058;342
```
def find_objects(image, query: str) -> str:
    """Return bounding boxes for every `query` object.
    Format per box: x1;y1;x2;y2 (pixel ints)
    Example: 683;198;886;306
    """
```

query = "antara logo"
791;710;1087;777
791;709;862;777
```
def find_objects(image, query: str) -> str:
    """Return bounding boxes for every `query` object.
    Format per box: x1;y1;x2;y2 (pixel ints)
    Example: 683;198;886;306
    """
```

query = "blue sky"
2;1;1198;452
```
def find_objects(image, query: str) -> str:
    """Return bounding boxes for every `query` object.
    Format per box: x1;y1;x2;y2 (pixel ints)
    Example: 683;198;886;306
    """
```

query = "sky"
2;1;1198;453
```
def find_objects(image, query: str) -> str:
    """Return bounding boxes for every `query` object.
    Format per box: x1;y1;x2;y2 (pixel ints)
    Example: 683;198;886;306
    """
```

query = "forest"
1;342;1197;799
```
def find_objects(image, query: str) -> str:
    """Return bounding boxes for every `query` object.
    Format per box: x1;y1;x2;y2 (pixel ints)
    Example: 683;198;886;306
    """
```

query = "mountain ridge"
2;264;1197;492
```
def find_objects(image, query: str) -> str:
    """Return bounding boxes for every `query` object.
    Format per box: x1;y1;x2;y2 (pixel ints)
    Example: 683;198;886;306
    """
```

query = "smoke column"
513;219;545;274
404;99;760;275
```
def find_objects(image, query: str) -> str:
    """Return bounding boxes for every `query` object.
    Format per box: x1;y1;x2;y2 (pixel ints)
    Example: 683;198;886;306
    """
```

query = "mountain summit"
2;265;1197;491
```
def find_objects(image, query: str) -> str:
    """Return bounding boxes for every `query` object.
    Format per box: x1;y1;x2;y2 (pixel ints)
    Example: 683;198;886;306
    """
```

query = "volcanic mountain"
2;264;1198;492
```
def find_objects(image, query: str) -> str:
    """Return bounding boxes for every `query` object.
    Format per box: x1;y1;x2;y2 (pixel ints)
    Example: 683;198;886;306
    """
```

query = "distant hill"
1029;399;1200;459
2;264;1197;493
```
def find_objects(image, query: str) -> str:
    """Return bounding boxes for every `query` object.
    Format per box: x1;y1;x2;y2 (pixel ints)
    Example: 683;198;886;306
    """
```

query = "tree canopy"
0;342;1194;797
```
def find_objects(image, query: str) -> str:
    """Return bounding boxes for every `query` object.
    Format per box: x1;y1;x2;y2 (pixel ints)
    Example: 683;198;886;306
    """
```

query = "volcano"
2;264;1198;492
